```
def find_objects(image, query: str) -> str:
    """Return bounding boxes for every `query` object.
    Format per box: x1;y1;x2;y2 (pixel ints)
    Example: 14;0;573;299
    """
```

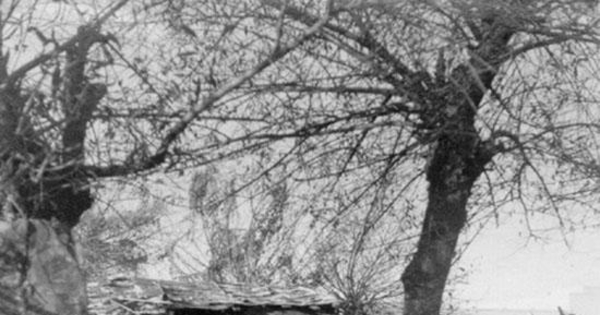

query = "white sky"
456;214;600;310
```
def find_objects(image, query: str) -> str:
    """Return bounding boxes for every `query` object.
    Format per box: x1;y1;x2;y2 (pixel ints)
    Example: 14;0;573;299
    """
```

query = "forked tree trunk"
400;12;515;315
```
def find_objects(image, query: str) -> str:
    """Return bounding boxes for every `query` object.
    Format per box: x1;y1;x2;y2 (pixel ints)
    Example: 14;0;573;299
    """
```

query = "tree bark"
400;12;515;315
0;219;87;315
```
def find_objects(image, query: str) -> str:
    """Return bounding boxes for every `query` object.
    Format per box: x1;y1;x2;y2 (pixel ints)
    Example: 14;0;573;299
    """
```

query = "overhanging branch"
88;0;334;178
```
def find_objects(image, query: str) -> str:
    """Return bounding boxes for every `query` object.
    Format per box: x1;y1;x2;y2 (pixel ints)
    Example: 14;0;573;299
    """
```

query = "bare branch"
4;0;129;85
88;0;334;178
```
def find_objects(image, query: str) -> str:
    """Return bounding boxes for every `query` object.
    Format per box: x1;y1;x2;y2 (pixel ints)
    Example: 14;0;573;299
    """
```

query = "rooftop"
88;277;340;315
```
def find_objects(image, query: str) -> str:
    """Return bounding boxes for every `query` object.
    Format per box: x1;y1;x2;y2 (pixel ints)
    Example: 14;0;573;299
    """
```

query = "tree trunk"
400;12;515;315
0;25;106;315
0;219;87;315
401;133;494;315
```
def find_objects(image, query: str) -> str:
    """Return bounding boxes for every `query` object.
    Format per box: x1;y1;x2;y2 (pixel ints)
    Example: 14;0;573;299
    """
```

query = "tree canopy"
1;1;600;314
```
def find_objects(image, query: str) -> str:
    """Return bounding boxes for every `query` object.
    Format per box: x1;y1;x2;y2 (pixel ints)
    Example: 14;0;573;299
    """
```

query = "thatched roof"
88;277;340;315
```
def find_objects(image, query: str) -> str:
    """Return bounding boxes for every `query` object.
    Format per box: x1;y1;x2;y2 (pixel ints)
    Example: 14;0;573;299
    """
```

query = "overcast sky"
455;214;600;310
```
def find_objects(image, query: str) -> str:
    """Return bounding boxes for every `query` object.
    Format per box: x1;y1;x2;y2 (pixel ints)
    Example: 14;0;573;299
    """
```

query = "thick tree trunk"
401;134;494;315
400;11;515;315
0;25;106;315
0;219;87;315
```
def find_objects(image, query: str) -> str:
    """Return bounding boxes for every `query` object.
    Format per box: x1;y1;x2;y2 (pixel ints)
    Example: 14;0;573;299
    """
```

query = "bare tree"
200;1;599;314
2;1;599;315
0;1;332;313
